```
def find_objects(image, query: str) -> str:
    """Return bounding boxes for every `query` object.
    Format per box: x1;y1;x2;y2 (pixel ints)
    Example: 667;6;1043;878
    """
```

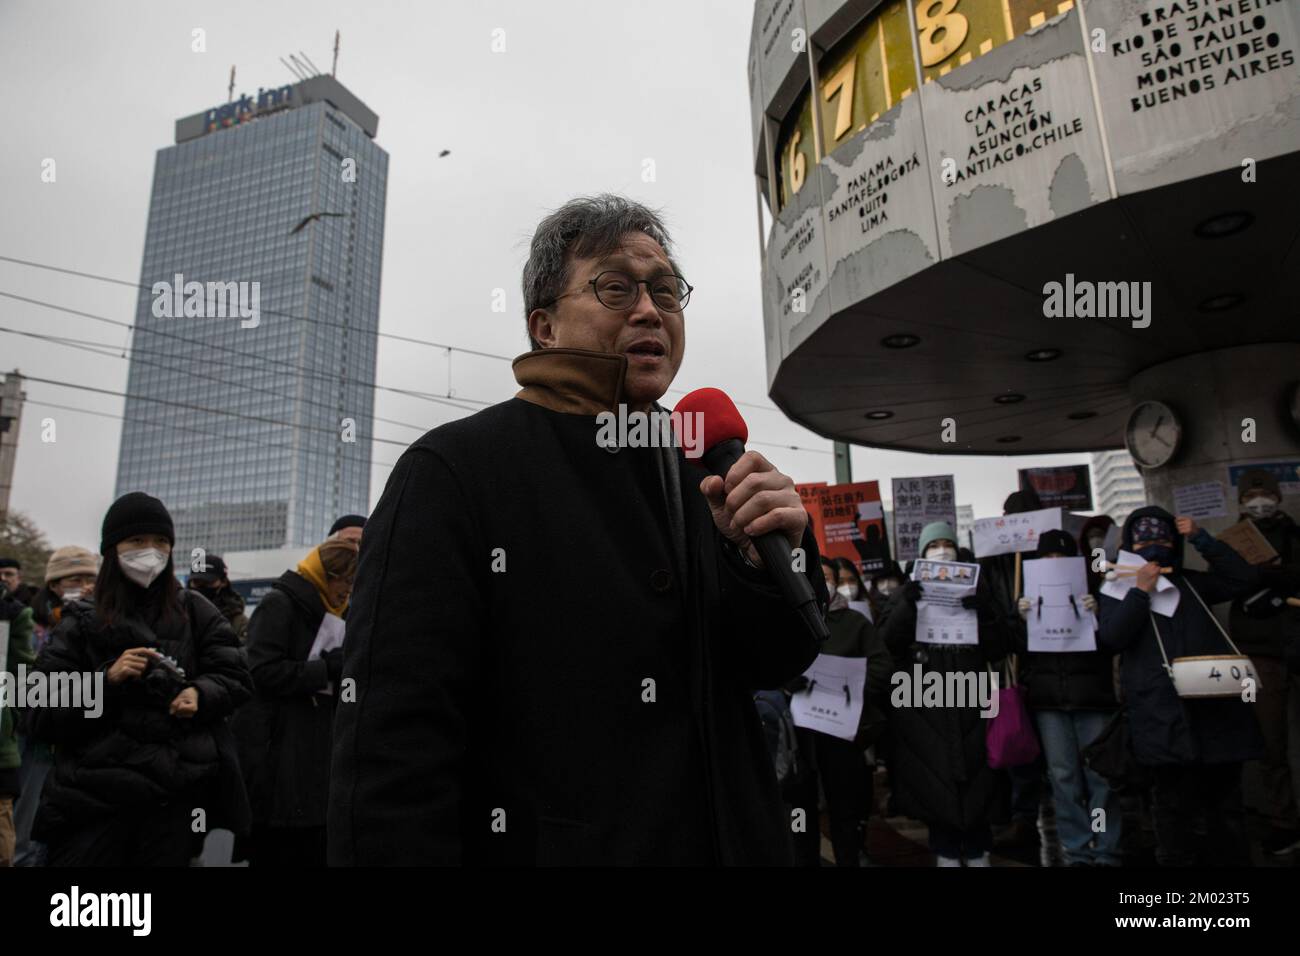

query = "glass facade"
1090;450;1146;524
116;91;388;560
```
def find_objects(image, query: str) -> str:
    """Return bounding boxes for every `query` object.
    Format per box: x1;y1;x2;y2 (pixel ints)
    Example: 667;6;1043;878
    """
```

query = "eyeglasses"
545;270;693;313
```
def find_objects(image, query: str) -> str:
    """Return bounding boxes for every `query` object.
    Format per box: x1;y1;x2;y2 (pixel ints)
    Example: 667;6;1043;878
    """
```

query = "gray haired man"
330;194;826;866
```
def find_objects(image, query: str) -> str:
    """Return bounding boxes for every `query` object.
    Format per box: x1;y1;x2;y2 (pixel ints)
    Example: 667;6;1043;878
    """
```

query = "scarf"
297;547;347;617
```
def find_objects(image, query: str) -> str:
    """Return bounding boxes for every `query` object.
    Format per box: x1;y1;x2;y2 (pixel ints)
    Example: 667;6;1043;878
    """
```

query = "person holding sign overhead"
1012;530;1120;866
1098;507;1263;867
879;521;1010;867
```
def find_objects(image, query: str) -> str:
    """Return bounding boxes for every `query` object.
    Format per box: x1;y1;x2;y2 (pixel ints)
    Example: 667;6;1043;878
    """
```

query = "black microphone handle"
701;438;830;644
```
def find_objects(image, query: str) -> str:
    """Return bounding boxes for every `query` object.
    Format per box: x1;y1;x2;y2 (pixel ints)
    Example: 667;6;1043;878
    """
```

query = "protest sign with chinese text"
912;559;980;646
972;507;1062;558
1023;556;1096;652
891;474;957;564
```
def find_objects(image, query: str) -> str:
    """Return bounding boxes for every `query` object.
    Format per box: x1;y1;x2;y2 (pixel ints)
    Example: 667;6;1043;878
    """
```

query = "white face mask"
836;584;857;601
118;548;169;588
926;546;957;562
876;581;898;597
1086;534;1105;552
1244;496;1279;519
60;588;84;602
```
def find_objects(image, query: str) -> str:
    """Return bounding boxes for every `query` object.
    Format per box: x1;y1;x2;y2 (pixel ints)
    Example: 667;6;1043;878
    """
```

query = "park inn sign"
203;85;295;134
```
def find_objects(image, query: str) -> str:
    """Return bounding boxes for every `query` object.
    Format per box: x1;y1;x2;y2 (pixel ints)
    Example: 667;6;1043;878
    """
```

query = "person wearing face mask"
26;492;253;866
866;561;907;814
831;556;872;621
28;546;100;644
1225;469;1300;856
869;563;906;624
793;558;890;865
1098;506;1264;866
981;490;1051;856
880;521;1011;866
1078;515;1117;597
8;546;99;867
232;538;358;867
187;554;249;645
1011;530;1121;866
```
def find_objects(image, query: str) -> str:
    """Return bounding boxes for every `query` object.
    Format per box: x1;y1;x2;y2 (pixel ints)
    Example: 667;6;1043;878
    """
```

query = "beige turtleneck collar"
512;348;631;415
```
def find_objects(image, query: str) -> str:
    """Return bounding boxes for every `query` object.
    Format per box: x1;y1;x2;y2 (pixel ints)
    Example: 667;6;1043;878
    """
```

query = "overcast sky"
0;0;1092;553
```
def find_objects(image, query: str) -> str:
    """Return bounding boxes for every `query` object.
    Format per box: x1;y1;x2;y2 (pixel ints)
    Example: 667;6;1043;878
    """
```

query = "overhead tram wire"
0;253;790;414
25;398;400;472
0;293;485;415
9;330;834;457
0;325;461;437
0;254;512;363
2;294;835;456
17;373;413;450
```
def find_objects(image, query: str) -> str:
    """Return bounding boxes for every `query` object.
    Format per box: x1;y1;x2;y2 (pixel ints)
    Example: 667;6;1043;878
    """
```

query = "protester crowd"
756;469;1300;868
0;498;363;867
0;466;1296;868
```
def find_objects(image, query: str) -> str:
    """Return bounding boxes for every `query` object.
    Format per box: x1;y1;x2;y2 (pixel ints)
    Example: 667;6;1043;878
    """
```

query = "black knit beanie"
1035;529;1078;558
101;492;175;555
328;514;367;535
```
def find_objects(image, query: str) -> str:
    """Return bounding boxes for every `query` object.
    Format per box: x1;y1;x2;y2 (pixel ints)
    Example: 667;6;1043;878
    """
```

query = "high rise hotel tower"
115;75;388;558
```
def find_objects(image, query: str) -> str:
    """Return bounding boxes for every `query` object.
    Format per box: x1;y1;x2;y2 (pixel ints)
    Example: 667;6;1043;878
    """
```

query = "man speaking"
329;195;826;865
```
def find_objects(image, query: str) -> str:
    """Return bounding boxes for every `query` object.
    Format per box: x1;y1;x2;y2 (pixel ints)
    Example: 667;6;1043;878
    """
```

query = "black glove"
322;647;344;683
903;580;924;604
960;593;983;611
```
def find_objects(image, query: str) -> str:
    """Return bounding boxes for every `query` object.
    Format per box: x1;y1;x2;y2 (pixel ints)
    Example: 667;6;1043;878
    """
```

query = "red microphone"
674;388;829;644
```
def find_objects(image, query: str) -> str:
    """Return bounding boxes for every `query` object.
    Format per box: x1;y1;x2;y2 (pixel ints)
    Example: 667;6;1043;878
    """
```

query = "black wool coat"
878;575;1010;832
28;589;252;840
232;570;337;829
329;350;825;866
1228;510;1300;658
1098;506;1264;767
1010;611;1117;712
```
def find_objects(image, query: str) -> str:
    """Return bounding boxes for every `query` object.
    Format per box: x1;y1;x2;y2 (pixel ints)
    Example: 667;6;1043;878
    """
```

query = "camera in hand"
142;652;189;704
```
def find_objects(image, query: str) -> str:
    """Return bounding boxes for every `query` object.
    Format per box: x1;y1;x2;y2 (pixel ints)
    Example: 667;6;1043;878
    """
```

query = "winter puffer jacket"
27;590;253;839
1098;507;1264;767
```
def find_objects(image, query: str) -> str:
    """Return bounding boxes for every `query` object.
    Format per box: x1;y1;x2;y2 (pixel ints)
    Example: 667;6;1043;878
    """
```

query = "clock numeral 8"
916;0;969;67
